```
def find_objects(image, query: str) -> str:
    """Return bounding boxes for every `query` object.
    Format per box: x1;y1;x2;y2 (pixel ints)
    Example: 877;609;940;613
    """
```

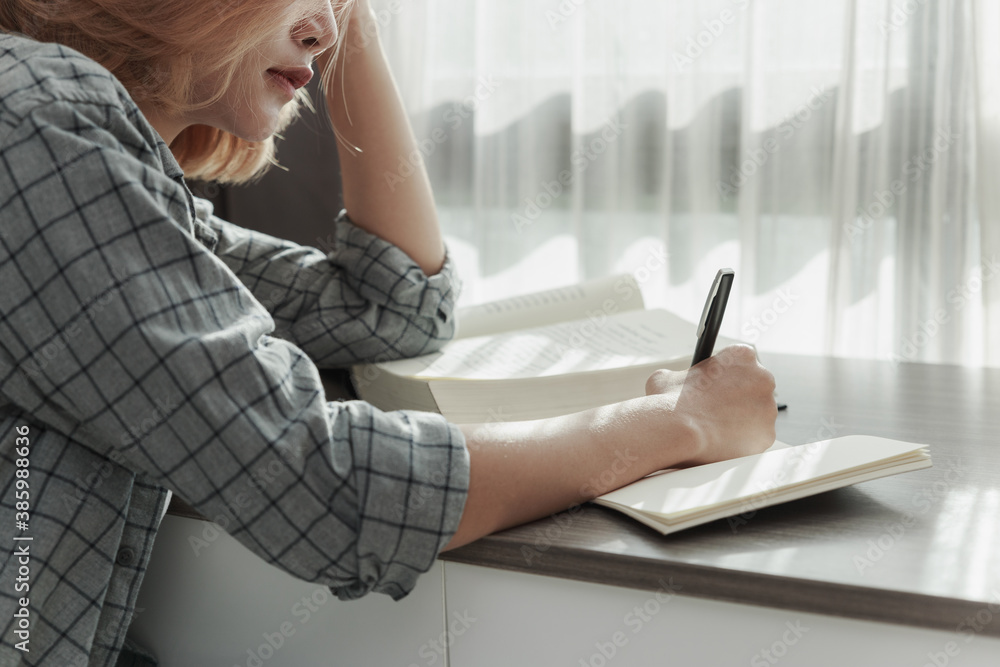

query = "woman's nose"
294;2;339;55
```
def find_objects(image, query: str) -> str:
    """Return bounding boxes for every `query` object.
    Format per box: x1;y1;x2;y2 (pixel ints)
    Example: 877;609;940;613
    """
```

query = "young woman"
0;1;777;664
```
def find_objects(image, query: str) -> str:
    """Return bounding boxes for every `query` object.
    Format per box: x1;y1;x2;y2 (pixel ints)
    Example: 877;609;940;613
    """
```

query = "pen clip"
696;270;725;337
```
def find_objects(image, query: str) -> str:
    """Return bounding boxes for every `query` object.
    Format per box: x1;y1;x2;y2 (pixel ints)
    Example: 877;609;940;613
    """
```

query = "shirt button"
116;547;135;566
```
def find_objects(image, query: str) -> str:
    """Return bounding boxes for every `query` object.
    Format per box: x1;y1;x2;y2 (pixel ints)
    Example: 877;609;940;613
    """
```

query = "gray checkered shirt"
0;33;469;667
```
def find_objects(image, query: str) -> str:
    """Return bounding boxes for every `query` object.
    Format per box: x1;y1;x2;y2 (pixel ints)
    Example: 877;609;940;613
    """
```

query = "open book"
351;274;742;423
595;435;932;535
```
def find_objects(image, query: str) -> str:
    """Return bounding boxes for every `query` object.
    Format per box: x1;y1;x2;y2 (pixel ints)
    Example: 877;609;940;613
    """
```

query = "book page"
596;436;931;521
380;309;699;380
454;273;645;339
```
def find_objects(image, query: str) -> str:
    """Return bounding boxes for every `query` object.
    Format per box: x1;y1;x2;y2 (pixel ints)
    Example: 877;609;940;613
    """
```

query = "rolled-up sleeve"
0;95;469;599
197;199;461;368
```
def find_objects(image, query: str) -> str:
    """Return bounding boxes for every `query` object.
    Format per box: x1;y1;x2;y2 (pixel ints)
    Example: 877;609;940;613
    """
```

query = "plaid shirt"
0;33;469;667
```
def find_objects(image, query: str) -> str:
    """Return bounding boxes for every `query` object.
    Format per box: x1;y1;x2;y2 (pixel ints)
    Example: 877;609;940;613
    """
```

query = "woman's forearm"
324;2;446;275
443;346;779;551
444;396;701;550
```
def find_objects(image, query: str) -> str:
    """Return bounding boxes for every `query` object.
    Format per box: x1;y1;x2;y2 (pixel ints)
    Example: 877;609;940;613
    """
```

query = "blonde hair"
0;0;354;184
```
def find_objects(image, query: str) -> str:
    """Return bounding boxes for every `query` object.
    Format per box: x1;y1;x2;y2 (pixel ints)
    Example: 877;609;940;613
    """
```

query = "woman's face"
187;0;339;142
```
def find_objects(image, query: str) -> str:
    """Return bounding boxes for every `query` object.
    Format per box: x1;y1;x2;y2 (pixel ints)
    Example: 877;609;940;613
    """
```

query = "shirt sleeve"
0;97;469;600
195;199;461;368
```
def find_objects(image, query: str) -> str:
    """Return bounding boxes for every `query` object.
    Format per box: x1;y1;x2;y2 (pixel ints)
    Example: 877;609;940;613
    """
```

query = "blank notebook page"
597;435;931;520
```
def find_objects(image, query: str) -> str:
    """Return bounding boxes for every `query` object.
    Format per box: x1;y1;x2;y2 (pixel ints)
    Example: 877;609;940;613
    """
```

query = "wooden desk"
439;353;1000;665
140;354;1000;665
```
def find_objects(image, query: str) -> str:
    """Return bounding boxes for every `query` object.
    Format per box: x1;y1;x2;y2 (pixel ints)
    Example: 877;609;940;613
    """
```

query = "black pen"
690;269;789;409
691;268;734;366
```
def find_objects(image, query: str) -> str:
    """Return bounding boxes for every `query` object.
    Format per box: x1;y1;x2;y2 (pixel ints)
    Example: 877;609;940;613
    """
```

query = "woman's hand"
445;345;778;549
644;344;777;466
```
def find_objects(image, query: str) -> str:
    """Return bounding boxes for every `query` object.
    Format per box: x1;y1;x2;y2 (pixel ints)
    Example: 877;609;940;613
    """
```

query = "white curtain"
371;0;999;367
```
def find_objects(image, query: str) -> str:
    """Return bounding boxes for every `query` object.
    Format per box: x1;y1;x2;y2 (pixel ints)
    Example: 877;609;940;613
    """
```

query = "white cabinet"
129;515;447;667
443;562;1000;667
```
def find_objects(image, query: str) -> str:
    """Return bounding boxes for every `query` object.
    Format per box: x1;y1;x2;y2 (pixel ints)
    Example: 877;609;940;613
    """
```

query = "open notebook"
594;435;932;535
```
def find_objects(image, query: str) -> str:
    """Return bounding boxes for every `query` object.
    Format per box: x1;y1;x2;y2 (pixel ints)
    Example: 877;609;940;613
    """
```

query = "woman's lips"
266;67;314;98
